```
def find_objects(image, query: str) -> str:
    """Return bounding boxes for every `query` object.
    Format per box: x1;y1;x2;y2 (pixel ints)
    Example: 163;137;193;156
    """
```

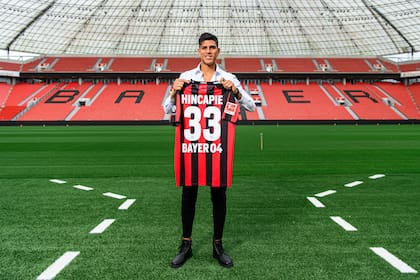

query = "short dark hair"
199;32;218;47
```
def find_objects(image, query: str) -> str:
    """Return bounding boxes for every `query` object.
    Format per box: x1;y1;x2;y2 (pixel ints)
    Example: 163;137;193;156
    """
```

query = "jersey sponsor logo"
224;101;238;116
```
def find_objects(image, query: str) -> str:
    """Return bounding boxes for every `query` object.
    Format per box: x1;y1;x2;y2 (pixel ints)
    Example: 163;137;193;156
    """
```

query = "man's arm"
163;79;190;114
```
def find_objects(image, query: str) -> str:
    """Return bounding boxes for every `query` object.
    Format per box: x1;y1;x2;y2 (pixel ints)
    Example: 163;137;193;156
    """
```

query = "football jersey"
172;81;239;188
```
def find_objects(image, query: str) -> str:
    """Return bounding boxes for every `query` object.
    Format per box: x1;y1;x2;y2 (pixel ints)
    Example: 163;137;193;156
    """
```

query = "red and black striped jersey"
173;81;239;188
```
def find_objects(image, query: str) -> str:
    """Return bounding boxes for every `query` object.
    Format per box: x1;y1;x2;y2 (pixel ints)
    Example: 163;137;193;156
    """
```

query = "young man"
163;32;255;268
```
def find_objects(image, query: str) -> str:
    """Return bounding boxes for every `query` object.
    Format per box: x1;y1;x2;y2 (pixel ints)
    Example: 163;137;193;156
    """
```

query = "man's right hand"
170;79;190;98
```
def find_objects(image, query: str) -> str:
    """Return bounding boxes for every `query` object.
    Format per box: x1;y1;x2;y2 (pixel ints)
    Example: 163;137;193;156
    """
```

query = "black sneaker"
170;239;192;268
213;240;233;268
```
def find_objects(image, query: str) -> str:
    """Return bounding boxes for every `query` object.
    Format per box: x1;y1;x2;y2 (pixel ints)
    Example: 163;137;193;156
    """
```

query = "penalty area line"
370;247;417;273
49;179;66;184
89;219;116;234
103;192;127;200
118;199;136;210
369;174;386;179
73;185;93;191
307;197;325;208
315;190;336;197
344;181;363;188
37;251;80;280
330;216;357;231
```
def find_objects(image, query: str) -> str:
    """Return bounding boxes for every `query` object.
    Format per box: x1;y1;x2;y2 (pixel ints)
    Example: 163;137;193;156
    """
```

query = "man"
164;32;255;268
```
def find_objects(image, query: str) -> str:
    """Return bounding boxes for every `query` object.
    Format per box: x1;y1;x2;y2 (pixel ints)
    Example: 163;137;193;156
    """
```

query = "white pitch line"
315;190;336;197
89;219;116;234
307;197;325;208
73;185;93;191
118;199;136;210
37;251;80;280
103;192;127;200
344;181;363;188
369;174;386;179
330;216;357;231
370;247;417;273
49;179;66;184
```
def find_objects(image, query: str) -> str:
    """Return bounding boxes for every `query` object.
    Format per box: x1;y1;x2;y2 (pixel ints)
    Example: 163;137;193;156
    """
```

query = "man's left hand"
220;78;241;99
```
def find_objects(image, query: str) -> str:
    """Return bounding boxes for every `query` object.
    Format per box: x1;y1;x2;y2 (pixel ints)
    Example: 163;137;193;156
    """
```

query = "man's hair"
199;32;218;47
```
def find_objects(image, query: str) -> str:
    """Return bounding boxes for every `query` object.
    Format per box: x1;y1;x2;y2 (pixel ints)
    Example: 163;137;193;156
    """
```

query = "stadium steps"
243;82;263;120
406;86;420;112
0;83;10;106
319;84;341;105
360;83;407;120
70;83;109;120
376;83;419;119
13;83;64;121
18;84;50;106
65;83;96;121
254;84;266;120
0;83;14;108
373;85;407;120
328;84;360;120
334;83;402;120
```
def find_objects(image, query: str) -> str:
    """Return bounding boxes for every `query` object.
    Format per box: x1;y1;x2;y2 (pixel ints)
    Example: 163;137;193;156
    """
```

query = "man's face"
198;40;219;67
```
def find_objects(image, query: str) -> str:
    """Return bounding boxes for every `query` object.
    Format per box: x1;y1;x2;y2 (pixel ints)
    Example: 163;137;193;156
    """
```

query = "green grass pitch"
0;124;419;279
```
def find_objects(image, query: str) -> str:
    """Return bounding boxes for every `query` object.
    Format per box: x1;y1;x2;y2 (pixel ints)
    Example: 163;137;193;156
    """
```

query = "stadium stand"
71;82;169;121
0;60;21;71
0;82;59;120
327;58;371;73
224;58;265;73
400;61;420;72
1;76;419;122
0;54;419;123
107;57;154;72
332;83;402;120
165;57;207;72
274;58;317;72
50;57;98;72
261;82;353;120
17;82;89;121
377;82;420;119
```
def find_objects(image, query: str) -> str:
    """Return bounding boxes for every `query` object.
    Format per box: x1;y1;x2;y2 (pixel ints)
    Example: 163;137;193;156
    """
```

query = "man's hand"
170;79;190;99
220;78;241;99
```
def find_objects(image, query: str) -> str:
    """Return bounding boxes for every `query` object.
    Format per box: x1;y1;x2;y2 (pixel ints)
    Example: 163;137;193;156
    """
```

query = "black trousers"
181;186;227;240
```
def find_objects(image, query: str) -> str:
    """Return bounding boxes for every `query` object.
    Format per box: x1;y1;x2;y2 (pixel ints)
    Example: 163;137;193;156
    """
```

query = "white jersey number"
184;106;221;142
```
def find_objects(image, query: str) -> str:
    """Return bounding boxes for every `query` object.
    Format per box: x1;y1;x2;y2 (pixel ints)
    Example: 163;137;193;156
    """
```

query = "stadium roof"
0;0;419;57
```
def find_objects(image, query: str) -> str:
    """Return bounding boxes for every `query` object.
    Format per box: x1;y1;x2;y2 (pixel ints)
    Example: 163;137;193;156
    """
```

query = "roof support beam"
362;0;415;54
6;1;56;52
